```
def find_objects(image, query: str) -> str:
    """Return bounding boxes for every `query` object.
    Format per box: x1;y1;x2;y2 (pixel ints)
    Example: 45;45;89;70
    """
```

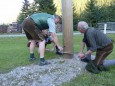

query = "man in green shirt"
77;21;113;74
22;13;63;66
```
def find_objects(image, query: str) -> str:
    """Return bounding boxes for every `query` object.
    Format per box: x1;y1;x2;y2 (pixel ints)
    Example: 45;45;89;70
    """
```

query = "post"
61;0;73;58
104;24;107;34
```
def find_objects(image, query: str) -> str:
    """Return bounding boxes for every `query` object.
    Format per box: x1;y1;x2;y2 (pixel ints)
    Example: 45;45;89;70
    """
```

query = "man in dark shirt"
79;32;91;62
77;21;113;74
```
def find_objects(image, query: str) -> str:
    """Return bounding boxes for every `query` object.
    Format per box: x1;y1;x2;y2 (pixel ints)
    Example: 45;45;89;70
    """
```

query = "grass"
61;68;115;86
0;34;115;86
0;37;60;73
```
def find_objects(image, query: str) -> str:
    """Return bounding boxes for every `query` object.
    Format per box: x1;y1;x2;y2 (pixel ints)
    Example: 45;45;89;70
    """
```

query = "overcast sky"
0;0;33;24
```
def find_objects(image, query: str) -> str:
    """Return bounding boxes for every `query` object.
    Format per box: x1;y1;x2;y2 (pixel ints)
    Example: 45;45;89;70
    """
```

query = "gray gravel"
0;54;86;86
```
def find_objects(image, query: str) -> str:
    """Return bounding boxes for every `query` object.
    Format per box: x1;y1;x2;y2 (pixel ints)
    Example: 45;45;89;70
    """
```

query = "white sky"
0;0;33;24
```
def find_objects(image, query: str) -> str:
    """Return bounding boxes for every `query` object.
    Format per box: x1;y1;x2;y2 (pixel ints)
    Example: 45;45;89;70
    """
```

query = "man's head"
77;21;89;33
54;15;61;24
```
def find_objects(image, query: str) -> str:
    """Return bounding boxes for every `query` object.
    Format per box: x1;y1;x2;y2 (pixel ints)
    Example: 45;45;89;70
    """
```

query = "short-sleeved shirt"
30;13;56;33
47;18;56;33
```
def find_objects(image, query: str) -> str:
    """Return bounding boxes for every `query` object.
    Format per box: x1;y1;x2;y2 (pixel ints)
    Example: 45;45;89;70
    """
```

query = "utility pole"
62;0;73;58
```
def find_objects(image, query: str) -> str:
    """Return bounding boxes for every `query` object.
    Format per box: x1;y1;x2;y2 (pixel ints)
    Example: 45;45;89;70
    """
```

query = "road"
0;30;115;38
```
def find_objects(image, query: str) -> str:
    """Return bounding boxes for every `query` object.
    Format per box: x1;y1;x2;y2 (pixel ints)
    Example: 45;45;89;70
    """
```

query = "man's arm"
85;50;92;57
79;42;85;53
78;42;86;58
47;18;63;51
51;32;63;50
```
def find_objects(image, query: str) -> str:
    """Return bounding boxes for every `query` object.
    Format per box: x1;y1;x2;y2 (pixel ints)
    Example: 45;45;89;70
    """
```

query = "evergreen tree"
21;0;30;17
38;0;56;14
81;0;100;27
17;0;31;23
54;0;62;15
108;1;115;22
73;3;79;31
17;13;25;24
98;0;115;22
30;0;40;13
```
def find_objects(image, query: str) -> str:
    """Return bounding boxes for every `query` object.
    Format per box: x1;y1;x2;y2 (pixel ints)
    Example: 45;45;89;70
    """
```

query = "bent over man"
22;13;63;66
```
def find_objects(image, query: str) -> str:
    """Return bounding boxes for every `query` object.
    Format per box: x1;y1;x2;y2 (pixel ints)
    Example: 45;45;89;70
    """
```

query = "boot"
86;61;100;74
81;58;90;63
97;64;109;71
39;58;50;66
29;53;36;61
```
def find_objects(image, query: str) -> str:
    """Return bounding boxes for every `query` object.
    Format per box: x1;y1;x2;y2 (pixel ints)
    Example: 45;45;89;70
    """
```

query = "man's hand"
57;46;63;51
56;46;63;55
78;52;85;59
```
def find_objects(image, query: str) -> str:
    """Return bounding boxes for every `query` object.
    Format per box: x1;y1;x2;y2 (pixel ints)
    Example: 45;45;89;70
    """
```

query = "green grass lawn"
0;34;115;86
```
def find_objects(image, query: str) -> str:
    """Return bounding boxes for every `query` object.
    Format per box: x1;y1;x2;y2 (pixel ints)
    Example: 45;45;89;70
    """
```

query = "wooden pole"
61;0;73;58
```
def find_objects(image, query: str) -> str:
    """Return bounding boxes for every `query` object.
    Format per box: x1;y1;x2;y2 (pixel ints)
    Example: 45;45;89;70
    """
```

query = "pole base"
63;53;73;59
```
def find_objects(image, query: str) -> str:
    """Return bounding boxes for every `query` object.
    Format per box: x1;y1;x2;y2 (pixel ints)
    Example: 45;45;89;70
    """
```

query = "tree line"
17;0;115;30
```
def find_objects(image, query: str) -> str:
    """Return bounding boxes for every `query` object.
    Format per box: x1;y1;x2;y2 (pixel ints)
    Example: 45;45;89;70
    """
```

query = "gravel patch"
0;54;86;86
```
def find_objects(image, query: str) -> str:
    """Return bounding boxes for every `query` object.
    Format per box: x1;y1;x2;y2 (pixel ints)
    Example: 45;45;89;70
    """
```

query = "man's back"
86;28;112;51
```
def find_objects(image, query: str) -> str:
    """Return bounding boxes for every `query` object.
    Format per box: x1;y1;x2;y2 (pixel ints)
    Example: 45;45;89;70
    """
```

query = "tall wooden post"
61;0;73;58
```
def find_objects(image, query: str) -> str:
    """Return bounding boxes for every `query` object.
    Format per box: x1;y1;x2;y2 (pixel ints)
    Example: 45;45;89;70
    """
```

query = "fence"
97;22;115;31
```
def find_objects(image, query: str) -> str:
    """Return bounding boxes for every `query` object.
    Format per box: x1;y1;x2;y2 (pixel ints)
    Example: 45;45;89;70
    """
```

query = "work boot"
39;61;50;66
29;53;36;61
97;64;109;71
29;57;36;61
85;61;100;74
81;58;90;63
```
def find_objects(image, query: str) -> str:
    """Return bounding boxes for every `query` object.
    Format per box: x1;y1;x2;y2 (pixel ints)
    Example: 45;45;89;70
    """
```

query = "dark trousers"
22;17;44;40
94;43;113;65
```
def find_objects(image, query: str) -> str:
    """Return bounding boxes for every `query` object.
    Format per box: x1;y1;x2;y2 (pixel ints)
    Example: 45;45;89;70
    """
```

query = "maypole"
62;0;73;58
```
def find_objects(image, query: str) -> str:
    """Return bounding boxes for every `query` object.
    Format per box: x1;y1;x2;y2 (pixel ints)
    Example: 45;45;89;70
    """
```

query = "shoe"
86;61;100;74
81;58;90;63
55;46;63;55
39;61;50;66
97;64;109;71
29;57;36;61
56;51;63;55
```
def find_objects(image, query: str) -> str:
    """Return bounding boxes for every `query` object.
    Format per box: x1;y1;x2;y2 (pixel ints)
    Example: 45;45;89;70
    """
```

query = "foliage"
99;1;115;22
54;0;62;15
29;0;40;13
21;0;30;17
108;1;115;22
17;13;26;24
80;0;100;27
17;0;31;24
73;3;79;31
72;0;115;28
16;0;115;28
17;0;57;24
38;0;56;14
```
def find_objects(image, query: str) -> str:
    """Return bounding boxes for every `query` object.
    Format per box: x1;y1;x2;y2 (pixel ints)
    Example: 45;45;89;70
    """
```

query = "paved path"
0;33;81;38
0;30;115;38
